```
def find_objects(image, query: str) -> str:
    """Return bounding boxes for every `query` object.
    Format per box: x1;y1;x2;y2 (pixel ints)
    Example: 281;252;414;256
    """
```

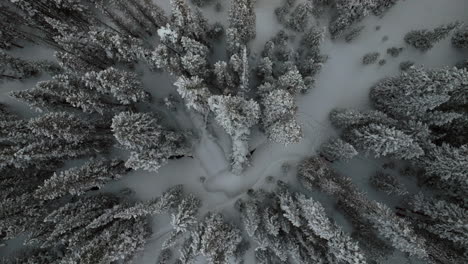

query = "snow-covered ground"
1;0;467;263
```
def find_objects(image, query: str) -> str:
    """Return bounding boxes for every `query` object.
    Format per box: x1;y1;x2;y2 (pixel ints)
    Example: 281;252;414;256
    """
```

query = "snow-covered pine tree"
227;0;256;54
329;0;376;38
105;185;183;222
174;76;212;113
208;95;260;174
27;112;96;143
89;28;145;64
345;123;424;160
10;74;126;114
31;193;151;263
370;66;467;125
410;193;468;246
261;89;302;144
0;193;49;241
84;67;149;104
34;158;128;200
0;50;39;80
112;111;190;172
365;202;428;258
452;26;468;49
13;137;112;170
189;212;244;264
404;22;460;52
369;171;408;196
320;138;358;162
418;144;468;195
329;108;396;130
286;2;313;32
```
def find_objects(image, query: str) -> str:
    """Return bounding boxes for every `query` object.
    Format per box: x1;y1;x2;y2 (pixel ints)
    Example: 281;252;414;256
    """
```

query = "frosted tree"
12;137;111;169
0;193;49;241
404;22;460;52
366;202;428;258
320;138;358;162
214;61;237;91
418;144;467;190
170;0;209;42
227;0;256;53
329;0;376;38
370;67;467;125
372;0;400;16
34;159;128;200
369;171;408;196
277;65;306;95
298;26;326;78
452;26;468;49
157;248;173;264
261;89;302;145
180;36;210;77
27;112;96;143
31;193;151;263
88;29;145;65
329;108;396;130
346;123;424;160
170;194;201;234
114;185;183;220
239;184;366;264
0;50;39;80
174;76;212;113
84;67;149;104
275;0;296;24
189;212;244;264
410;194;468;246
327;228;367;264
112;112;190;172
362;52;379;65
55;51;101;74
286;2;313;32
208;95;260;174
10;75;123;114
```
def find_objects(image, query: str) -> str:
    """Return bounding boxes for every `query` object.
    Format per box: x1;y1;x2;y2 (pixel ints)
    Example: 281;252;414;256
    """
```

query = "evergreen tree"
329;108;396;130
369;171;408;196
261;89;302;144
452;26;468;49
10;74;125;114
419;144;468;190
410;194;468;246
88;29;145;65
208;95;260;174
112;112;190;172
286;2;313;32
227;0;256;54
84;67;149;104
34;159;128;200
329;0;376;38
320;138;358;162
370;66;467;125
346;123;424;160
189;212;244;264
0;50;39;80
27;112;96;143
404;22;460;52
365;202;428;258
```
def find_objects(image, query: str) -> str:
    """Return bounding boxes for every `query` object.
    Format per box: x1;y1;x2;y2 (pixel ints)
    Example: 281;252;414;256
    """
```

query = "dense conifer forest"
0;0;467;263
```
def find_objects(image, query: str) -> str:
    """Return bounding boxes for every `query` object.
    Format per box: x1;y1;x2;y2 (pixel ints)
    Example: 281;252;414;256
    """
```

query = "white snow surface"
1;0;467;263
